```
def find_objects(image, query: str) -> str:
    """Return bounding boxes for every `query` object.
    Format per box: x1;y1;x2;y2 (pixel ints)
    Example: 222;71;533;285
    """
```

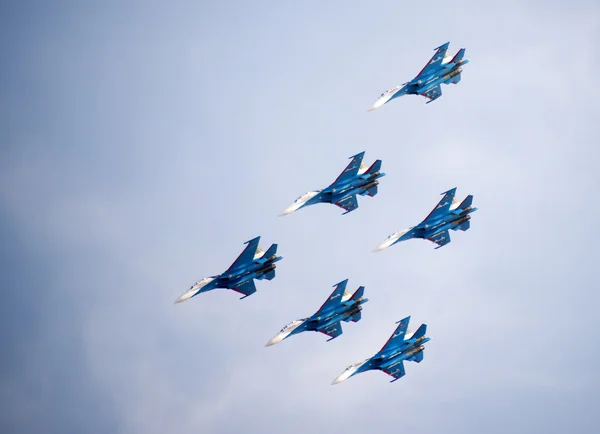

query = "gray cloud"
1;1;599;433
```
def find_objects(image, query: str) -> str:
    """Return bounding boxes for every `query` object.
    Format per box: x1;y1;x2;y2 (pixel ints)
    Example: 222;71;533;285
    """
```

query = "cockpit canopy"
344;360;365;372
190;277;212;289
279;319;305;334
380;86;401;98
293;191;320;204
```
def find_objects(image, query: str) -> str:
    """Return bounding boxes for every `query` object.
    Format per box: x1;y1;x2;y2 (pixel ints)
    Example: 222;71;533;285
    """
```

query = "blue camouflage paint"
175;236;283;302
281;152;385;215
333;316;431;384
370;42;469;107
377;187;478;250
266;279;369;346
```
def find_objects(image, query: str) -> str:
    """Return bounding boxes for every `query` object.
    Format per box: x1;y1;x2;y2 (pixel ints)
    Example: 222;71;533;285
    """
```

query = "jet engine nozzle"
263;263;277;272
453;215;471;226
363;180;379;191
443;68;463;80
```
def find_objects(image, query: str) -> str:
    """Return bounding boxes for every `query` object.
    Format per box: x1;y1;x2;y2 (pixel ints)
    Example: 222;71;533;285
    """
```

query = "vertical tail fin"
262;243;278;259
366;159;382;174
350;286;365;301
457;195;473;209
412;324;427;340
449;48;466;64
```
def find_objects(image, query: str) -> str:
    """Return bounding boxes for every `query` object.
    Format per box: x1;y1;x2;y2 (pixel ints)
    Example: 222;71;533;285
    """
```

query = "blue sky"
1;1;599;433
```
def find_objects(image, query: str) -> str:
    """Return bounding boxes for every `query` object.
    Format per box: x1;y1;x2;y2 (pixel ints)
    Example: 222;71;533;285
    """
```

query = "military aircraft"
368;42;469;109
175;236;282;303
332;316;430;384
280;152;385;215
374;187;477;250
265;279;368;346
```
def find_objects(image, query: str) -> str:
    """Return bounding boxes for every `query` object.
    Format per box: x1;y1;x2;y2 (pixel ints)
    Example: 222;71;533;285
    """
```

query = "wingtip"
396;315;411;324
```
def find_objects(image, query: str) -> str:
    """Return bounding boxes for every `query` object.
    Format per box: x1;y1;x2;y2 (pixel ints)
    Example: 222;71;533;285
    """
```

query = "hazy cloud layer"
1;1;599;433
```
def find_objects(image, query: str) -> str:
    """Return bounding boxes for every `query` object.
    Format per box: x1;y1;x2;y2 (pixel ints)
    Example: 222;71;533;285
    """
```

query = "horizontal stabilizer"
458;221;470;231
366;185;378;197
264;270;276;280
450;73;462;84
350;311;362;323
351;286;365;301
412;323;427;340
413;351;424;363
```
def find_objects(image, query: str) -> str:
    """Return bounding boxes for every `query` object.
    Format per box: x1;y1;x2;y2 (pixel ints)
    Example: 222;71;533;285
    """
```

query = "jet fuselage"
308;172;383;207
221;255;281;284
398;62;467;101
266;282;368;346
306;296;368;331
369;42;469;109
280;152;385;216
415;206;475;239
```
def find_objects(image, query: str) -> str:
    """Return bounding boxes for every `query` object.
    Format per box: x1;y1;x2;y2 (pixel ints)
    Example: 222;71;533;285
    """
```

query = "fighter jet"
369;42;469;109
375;187;477;250
280;152;385;216
175;236;282;303
332;316;430;384
265;279;368;346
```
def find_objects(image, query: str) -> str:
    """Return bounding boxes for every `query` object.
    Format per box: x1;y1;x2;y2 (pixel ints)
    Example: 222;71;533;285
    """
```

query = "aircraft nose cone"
373;240;393;252
368;99;384;111
372;244;386;252
331;375;346;385
279;204;298;217
265;334;283;347
174;288;197;304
